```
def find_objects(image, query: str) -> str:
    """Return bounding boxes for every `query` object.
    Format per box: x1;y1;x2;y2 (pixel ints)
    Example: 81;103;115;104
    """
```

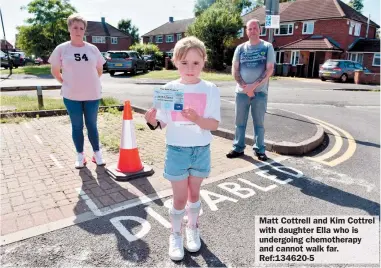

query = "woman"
49;14;106;168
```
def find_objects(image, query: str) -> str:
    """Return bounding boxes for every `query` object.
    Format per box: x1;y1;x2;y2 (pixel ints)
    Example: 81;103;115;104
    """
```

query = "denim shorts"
164;144;211;181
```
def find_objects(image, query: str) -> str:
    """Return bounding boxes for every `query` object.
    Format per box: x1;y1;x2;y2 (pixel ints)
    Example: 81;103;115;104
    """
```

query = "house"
239;0;379;77
347;38;380;73
85;17;132;53
1;39;14;51
142;0;379;77
141;17;194;57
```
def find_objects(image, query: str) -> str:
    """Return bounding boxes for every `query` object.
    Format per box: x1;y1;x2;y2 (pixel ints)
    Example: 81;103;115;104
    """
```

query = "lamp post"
265;0;280;44
0;7;12;75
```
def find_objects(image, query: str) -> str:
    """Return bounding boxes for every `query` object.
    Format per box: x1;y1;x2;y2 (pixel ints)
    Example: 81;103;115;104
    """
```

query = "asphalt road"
1;76;380;267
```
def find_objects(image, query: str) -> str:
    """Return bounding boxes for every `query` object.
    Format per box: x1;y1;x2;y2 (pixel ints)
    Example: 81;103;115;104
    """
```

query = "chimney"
169;17;174;23
101;17;106;24
366;14;370;39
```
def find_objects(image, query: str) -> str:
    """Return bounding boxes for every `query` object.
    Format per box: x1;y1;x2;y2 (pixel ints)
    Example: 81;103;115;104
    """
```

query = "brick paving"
0;111;275;237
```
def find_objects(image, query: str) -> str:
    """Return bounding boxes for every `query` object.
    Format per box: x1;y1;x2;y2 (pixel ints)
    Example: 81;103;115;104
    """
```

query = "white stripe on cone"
120;120;137;149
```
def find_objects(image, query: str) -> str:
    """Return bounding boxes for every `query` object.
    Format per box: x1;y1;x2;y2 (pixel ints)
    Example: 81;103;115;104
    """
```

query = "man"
226;19;275;161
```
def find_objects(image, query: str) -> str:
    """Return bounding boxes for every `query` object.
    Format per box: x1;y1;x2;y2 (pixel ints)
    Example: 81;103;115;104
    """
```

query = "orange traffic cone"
106;101;154;181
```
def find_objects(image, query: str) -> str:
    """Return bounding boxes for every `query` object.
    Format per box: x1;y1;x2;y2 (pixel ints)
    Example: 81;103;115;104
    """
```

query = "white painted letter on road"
218;182;255;198
110;216;151;242
200;189;238;211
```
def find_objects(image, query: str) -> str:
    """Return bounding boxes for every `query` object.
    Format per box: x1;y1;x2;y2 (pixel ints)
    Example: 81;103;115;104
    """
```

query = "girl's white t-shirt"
48;41;106;101
156;79;221;147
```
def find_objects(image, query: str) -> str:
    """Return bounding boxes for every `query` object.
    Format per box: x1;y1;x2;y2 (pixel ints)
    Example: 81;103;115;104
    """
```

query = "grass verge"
0;95;120;112
0;65;51;75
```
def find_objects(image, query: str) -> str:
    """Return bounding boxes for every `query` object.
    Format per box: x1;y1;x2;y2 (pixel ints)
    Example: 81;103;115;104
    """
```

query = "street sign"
265;15;280;28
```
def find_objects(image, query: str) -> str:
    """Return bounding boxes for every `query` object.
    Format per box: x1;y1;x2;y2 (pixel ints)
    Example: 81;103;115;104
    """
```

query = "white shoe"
92;150;106;166
168;232;184;261
75;153;86;169
185;226;201;252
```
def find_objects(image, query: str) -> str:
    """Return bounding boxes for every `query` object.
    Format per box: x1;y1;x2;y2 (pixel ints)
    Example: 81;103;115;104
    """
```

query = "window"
166;34;174;43
276;51;284;64
349;21;361;36
347;53;364;64
373;53;380;66
92;36;106;43
156;35;163;43
237;27;244;38
111;37;118;44
290;51;300;65
349;21;355;35
354;22;361;36
177;33;182;40
149;36;153;43
260;26;267;36
83;36;87;41
275;23;293;35
302;21;314;34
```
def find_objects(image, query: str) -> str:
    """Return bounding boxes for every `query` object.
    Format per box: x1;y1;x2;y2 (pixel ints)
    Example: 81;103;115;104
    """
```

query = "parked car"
0;51;24;69
142;54;157;71
105;50;148;76
34;57;44;65
1;51;10;68
319;60;371;83
8;52;26;67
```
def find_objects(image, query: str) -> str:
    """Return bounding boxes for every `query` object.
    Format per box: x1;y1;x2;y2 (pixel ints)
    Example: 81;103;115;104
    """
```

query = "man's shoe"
185;226;201;252
75;153;87;169
226;150;244;159
255;152;268;161
169;232;184;261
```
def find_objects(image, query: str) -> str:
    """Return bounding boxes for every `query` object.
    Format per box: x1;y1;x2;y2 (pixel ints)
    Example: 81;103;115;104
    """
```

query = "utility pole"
0;7;12;75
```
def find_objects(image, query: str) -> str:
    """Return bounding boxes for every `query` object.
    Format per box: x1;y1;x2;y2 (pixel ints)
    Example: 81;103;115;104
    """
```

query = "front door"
314;52;326;78
308;52;315;78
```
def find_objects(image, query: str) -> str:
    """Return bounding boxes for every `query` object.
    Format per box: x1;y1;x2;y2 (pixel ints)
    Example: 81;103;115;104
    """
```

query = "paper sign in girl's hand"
181;108;200;123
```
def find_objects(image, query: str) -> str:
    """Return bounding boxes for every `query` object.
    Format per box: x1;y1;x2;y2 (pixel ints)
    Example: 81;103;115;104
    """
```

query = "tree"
348;0;364;13
129;43;163;61
188;0;243;70
17;0;76;57
194;0;252;16
118;19;140;45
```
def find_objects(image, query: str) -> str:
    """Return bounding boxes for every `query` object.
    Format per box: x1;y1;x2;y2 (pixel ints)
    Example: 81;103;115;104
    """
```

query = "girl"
144;36;221;261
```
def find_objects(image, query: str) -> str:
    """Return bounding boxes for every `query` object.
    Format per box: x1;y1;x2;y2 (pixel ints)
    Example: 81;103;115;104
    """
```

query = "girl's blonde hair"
67;13;87;29
172;36;207;62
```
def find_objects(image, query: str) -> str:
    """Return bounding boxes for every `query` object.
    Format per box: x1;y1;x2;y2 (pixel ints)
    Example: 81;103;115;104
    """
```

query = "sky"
1;0;380;46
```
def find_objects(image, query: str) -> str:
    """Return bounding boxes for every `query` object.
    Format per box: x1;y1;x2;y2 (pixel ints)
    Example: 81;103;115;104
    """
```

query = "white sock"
169;206;185;233
186;200;201;229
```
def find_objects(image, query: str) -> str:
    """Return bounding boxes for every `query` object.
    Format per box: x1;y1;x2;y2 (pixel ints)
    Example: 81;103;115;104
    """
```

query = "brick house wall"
237;19;377;51
362;53;380;73
84;36;132;53
143;33;184;52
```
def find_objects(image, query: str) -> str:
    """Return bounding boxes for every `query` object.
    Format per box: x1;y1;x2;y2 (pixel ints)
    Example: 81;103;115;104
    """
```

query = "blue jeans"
63;98;100;153
233;92;267;154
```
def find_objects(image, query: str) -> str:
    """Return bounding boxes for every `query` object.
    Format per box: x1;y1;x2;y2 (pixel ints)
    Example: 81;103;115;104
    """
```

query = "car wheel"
143;64;148;73
320;77;326;81
151;64;155;71
340;74;348;83
132;65;137;75
110;71;115;76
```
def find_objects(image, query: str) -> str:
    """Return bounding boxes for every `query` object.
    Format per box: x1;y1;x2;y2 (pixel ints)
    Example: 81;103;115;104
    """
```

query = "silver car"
319;60;371;83
105;50;148;76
